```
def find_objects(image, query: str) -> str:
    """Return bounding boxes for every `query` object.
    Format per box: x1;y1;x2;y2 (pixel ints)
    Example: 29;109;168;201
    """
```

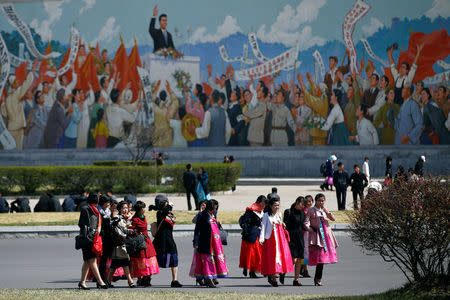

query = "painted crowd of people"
2;38;450;151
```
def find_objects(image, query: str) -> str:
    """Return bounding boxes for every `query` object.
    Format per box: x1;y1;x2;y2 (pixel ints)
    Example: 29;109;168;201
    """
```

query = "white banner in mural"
360;39;388;67
312;50;325;83
137;66;155;125
436;60;450;70
235;46;298;81
423;70;450;85
0;33;17;150
342;0;371;73
58;26;80;76
218;45;254;65
1;3;60;60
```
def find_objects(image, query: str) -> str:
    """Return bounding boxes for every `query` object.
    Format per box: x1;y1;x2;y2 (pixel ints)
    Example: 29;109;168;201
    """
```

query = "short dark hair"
186;163;191;170
305;195;313;201
372;73;379;81
110;88;120;103
422;87;432;100
87;192;99;205
401;62;410;71
101;49;108;55
315;193;325;202
134;200;146;213
159;90;167;101
365;157;369;161
178;106;186;120
195;83;203;95
34;90;42;103
329;56;338;63
211;90;220;103
262;86;269;98
360;103;368;116
381;75;389;85
206;199;219;211
354;164;360;169
439;85;447;93
337;162;343;167
99;195;109;206
94;91;101;103
100;76;107;88
117;200;128;213
159;14;167;22
56;88;65;102
256;195;267;204
333;88;343;103
96;108;104;121
272;187;277;193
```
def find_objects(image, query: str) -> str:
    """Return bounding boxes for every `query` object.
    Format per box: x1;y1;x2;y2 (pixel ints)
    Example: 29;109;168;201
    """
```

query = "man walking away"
333;162;349;210
349;165;368;210
183;164;198;210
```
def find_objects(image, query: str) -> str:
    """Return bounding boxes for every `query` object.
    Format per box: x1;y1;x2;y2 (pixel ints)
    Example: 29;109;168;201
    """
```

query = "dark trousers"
352;190;364;210
99;255;108;282
107;136;121;148
186;188;199;210
336;187;347;210
315;263;324;280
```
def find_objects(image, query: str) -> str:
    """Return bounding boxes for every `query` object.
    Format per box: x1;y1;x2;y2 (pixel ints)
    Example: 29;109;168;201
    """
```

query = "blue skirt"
157;253;179;268
331;122;352;145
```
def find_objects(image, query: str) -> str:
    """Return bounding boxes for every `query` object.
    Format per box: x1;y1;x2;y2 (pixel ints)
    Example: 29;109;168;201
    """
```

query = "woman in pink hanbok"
190;199;228;288
304;193;338;286
260;197;294;287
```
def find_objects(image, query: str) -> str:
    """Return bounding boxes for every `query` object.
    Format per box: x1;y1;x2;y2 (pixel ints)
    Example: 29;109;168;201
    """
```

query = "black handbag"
75;226;95;250
218;223;228;246
125;234;148;254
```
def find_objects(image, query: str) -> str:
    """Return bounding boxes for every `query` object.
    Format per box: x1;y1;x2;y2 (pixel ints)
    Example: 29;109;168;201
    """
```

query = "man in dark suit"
149;5;175;52
333;162;350;211
42;88;72;148
183;164;198;210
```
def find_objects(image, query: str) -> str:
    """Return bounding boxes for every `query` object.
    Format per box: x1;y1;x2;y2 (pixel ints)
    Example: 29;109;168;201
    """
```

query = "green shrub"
93;161;152;166
0;163;241;195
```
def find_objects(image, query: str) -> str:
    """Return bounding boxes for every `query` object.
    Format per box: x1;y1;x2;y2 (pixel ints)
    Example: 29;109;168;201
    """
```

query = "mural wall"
0;0;449;150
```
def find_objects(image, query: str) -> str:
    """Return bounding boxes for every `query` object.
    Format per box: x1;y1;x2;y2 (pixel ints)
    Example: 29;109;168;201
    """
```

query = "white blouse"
321;104;344;131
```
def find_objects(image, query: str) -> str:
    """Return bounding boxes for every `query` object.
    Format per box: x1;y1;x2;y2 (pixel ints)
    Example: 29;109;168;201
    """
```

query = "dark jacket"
34;194;62;212
62;196;76;212
283;205;305;258
227;102;245;146
10;197;31;213
78;206;99;233
43;101;71;148
149;17;174;52
414;160;424;177
349;172;368;192
153;205;177;254
325;159;334;177
193;210;213;254
333;170;350;189
240;209;262;244
183;169;197;190
0;197;9;213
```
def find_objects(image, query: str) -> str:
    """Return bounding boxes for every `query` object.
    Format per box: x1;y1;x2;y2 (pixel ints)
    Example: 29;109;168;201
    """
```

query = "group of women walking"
77;192;337;289
239;193;338;287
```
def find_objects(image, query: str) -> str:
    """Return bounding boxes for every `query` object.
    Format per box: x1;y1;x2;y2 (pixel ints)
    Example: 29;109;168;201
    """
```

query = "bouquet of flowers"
304;116;326;129
172;70;193;93
154;47;183;60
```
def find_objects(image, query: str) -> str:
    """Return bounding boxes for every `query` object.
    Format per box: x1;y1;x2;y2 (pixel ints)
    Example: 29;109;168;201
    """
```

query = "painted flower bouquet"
304;116;326;129
155;47;183;60
172;70;193;93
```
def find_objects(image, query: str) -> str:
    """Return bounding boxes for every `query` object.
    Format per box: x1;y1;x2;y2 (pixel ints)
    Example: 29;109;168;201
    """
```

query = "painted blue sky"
0;0;448;52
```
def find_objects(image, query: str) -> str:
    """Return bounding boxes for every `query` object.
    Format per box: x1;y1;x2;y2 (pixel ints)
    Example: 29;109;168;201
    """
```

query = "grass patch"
0;286;448;300
0;210;351;227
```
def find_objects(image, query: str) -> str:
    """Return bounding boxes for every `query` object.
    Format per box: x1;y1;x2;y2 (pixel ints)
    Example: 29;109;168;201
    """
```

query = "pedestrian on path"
349;165;368;210
362;157;370;182
300;195;313;278
260;197;294;287
333;162;350;211
183;164;199;210
283;196;305;286
320;155;337;191
304;193;338;287
239;195;266;278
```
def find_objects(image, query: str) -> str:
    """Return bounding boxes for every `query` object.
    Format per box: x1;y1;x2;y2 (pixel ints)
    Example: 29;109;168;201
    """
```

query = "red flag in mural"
76;51;100;93
14;61;28;86
202;82;212;96
113;38;130;92
396;29;450;83
38;42;57;84
128;38;142;102
57;46;76;83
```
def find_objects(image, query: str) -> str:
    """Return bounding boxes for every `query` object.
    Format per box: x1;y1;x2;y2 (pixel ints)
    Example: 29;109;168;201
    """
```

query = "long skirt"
261;224;294;275
308;221;338;266
303;231;309;265
239;237;262;272
190;219;228;279
331;122;352;145
130;257;160;277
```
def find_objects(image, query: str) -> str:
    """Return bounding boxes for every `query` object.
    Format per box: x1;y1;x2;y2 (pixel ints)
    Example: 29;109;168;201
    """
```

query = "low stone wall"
0;145;448;177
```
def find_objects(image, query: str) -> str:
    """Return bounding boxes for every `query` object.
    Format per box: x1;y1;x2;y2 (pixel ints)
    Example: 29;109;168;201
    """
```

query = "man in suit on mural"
149;5;175;52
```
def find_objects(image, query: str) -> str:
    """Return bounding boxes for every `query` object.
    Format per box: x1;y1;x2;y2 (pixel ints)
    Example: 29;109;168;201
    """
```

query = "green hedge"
93;161;152;166
0;163;241;195
163;163;242;192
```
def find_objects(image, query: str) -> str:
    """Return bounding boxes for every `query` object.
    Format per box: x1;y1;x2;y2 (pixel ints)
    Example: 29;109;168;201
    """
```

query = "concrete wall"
0;145;448;177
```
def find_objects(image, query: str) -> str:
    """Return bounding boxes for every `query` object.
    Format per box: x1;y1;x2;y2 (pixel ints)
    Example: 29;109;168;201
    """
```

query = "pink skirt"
130;256;160;277
261;224;294;275
191;252;228;279
308;222;338;266
95;135;107;148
